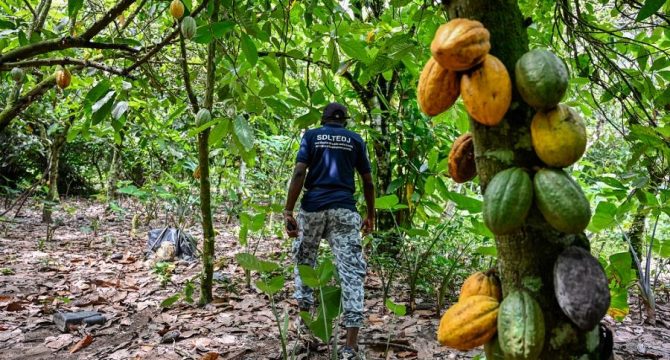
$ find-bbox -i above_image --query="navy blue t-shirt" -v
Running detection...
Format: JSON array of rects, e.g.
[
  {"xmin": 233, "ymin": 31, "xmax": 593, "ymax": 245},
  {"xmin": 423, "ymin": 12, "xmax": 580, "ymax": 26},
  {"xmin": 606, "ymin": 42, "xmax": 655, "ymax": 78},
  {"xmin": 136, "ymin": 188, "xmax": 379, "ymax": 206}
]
[{"xmin": 296, "ymin": 123, "xmax": 371, "ymax": 212}]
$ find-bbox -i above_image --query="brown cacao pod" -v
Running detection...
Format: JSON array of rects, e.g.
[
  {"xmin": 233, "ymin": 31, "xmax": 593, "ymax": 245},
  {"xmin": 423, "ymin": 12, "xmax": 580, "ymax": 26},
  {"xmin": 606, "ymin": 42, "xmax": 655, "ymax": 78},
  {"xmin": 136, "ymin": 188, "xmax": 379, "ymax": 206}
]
[
  {"xmin": 55, "ymin": 67, "xmax": 71, "ymax": 89},
  {"xmin": 437, "ymin": 295, "xmax": 499, "ymax": 350},
  {"xmin": 447, "ymin": 133, "xmax": 476, "ymax": 183},
  {"xmin": 554, "ymin": 246, "xmax": 610, "ymax": 330},
  {"xmin": 431, "ymin": 18, "xmax": 491, "ymax": 71},
  {"xmin": 459, "ymin": 270, "xmax": 502, "ymax": 302},
  {"xmin": 193, "ymin": 165, "xmax": 201, "ymax": 180},
  {"xmin": 170, "ymin": 0, "xmax": 185, "ymax": 19},
  {"xmin": 417, "ymin": 57, "xmax": 460, "ymax": 116},
  {"xmin": 461, "ymin": 54, "xmax": 512, "ymax": 126}
]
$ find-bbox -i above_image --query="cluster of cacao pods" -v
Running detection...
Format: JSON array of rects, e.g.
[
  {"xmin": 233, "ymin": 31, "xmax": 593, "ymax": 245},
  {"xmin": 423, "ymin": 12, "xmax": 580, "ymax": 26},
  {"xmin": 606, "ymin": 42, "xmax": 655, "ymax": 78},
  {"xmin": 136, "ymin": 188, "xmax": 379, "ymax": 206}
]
[{"xmin": 169, "ymin": 0, "xmax": 197, "ymax": 40}]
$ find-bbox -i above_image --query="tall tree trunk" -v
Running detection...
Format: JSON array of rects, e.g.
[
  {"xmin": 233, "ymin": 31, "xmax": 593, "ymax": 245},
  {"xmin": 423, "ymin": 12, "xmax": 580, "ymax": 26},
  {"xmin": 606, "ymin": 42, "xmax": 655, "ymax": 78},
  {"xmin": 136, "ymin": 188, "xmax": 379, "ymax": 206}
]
[
  {"xmin": 42, "ymin": 117, "xmax": 73, "ymax": 223},
  {"xmin": 198, "ymin": 0, "xmax": 219, "ymax": 305},
  {"xmin": 106, "ymin": 141, "xmax": 123, "ymax": 200},
  {"xmin": 446, "ymin": 1, "xmax": 602, "ymax": 357}
]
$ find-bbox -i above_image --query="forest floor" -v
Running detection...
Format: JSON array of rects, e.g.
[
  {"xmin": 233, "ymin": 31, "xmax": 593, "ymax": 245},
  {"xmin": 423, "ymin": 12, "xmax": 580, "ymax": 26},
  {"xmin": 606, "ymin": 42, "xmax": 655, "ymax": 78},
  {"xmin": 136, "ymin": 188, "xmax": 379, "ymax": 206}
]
[{"xmin": 0, "ymin": 198, "xmax": 669, "ymax": 360}]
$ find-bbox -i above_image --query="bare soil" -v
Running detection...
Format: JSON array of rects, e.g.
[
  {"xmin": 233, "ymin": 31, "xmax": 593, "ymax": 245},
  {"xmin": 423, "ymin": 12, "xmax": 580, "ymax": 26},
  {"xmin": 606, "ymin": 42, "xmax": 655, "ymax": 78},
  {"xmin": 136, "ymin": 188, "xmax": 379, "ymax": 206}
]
[{"xmin": 0, "ymin": 198, "xmax": 668, "ymax": 359}]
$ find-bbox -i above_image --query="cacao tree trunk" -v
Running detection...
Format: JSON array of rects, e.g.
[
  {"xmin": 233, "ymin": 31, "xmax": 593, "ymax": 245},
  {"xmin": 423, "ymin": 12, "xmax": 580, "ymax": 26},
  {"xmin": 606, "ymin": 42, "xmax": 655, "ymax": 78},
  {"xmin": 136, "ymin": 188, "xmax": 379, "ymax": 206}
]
[
  {"xmin": 198, "ymin": 0, "xmax": 219, "ymax": 305},
  {"xmin": 42, "ymin": 117, "xmax": 73, "ymax": 223},
  {"xmin": 106, "ymin": 141, "xmax": 123, "ymax": 200},
  {"xmin": 445, "ymin": 1, "xmax": 602, "ymax": 358}
]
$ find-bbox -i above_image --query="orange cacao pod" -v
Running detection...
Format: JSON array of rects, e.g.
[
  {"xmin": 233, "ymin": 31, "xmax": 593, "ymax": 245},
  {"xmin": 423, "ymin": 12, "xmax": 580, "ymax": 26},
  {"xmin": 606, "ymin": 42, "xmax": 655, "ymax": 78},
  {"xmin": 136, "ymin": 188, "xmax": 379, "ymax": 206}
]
[
  {"xmin": 461, "ymin": 54, "xmax": 511, "ymax": 126},
  {"xmin": 459, "ymin": 270, "xmax": 502, "ymax": 302},
  {"xmin": 437, "ymin": 295, "xmax": 499, "ymax": 350},
  {"xmin": 417, "ymin": 57, "xmax": 460, "ymax": 116},
  {"xmin": 431, "ymin": 18, "xmax": 491, "ymax": 71},
  {"xmin": 55, "ymin": 67, "xmax": 71, "ymax": 89}
]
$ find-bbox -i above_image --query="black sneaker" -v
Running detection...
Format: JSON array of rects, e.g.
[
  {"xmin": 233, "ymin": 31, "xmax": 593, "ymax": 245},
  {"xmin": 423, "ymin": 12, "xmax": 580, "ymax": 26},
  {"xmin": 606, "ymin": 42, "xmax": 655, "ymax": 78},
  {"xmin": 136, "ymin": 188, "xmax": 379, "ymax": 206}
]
[{"xmin": 339, "ymin": 346, "xmax": 365, "ymax": 360}]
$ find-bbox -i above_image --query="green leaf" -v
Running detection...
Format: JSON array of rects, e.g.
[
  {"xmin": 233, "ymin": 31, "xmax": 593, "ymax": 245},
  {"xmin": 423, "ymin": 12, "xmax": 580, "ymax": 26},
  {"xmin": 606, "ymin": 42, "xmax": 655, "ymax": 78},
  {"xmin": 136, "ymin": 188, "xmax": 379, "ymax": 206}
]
[
  {"xmin": 385, "ymin": 298, "xmax": 406, "ymax": 316},
  {"xmin": 241, "ymin": 33, "xmax": 258, "ymax": 66},
  {"xmin": 587, "ymin": 202, "xmax": 617, "ymax": 233},
  {"xmin": 83, "ymin": 80, "xmax": 111, "ymax": 113},
  {"xmin": 160, "ymin": 294, "xmax": 180, "ymax": 308},
  {"xmin": 297, "ymin": 265, "xmax": 319, "ymax": 288},
  {"xmin": 235, "ymin": 252, "xmax": 279, "ymax": 273},
  {"xmin": 375, "ymin": 194, "xmax": 399, "ymax": 210},
  {"xmin": 233, "ymin": 116, "xmax": 254, "ymax": 150},
  {"xmin": 111, "ymin": 101, "xmax": 128, "ymax": 120},
  {"xmin": 317, "ymin": 259, "xmax": 335, "ymax": 286},
  {"xmin": 91, "ymin": 91, "xmax": 116, "ymax": 125},
  {"xmin": 256, "ymin": 275, "xmax": 285, "ymax": 295},
  {"xmin": 327, "ymin": 38, "xmax": 339, "ymax": 73},
  {"xmin": 68, "ymin": 0, "xmax": 83, "ymax": 18},
  {"xmin": 475, "ymin": 245, "xmax": 498, "ymax": 257},
  {"xmin": 338, "ymin": 37, "xmax": 368, "ymax": 62},
  {"xmin": 445, "ymin": 191, "xmax": 482, "ymax": 213},
  {"xmin": 636, "ymin": 0, "xmax": 666, "ymax": 21}
]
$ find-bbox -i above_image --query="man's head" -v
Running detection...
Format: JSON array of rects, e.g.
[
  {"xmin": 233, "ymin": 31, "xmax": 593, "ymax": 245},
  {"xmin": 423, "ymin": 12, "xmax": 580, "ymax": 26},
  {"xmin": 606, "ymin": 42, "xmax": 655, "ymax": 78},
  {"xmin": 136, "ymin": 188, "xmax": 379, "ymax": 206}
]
[{"xmin": 322, "ymin": 102, "xmax": 349, "ymax": 124}]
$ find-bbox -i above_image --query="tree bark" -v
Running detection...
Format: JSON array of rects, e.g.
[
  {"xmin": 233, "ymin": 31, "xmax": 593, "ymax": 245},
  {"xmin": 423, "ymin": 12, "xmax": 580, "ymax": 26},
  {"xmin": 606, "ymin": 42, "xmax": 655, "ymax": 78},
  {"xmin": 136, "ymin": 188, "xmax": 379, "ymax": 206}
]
[
  {"xmin": 106, "ymin": 141, "xmax": 123, "ymax": 200},
  {"xmin": 198, "ymin": 0, "xmax": 219, "ymax": 305},
  {"xmin": 42, "ymin": 116, "xmax": 73, "ymax": 223},
  {"xmin": 446, "ymin": 1, "xmax": 601, "ymax": 358}
]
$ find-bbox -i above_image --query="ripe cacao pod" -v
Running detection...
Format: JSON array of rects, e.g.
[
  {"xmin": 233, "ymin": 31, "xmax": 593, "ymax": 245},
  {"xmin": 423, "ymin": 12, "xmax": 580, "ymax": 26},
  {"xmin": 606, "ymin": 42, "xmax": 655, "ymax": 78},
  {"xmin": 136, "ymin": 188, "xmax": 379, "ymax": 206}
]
[
  {"xmin": 11, "ymin": 67, "xmax": 25, "ymax": 83},
  {"xmin": 431, "ymin": 18, "xmax": 490, "ymax": 71},
  {"xmin": 448, "ymin": 133, "xmax": 476, "ymax": 183},
  {"xmin": 483, "ymin": 167, "xmax": 533, "ymax": 235},
  {"xmin": 193, "ymin": 165, "xmax": 201, "ymax": 180},
  {"xmin": 484, "ymin": 336, "xmax": 506, "ymax": 360},
  {"xmin": 181, "ymin": 16, "xmax": 197, "ymax": 40},
  {"xmin": 55, "ymin": 67, "xmax": 71, "ymax": 89},
  {"xmin": 417, "ymin": 57, "xmax": 460, "ymax": 116},
  {"xmin": 461, "ymin": 54, "xmax": 512, "ymax": 126},
  {"xmin": 533, "ymin": 168, "xmax": 591, "ymax": 234},
  {"xmin": 554, "ymin": 246, "xmax": 610, "ymax": 330},
  {"xmin": 170, "ymin": 0, "xmax": 185, "ymax": 19},
  {"xmin": 515, "ymin": 49, "xmax": 569, "ymax": 110},
  {"xmin": 459, "ymin": 270, "xmax": 502, "ymax": 302},
  {"xmin": 437, "ymin": 295, "xmax": 499, "ymax": 350},
  {"xmin": 196, "ymin": 108, "xmax": 211, "ymax": 126},
  {"xmin": 497, "ymin": 291, "xmax": 545, "ymax": 360},
  {"xmin": 531, "ymin": 104, "xmax": 586, "ymax": 168}
]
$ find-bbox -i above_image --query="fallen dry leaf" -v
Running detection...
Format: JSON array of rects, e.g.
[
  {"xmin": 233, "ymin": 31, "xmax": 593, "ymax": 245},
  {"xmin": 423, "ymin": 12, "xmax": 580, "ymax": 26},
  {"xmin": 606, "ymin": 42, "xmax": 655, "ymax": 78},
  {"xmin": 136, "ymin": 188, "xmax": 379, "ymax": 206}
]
[
  {"xmin": 5, "ymin": 302, "xmax": 26, "ymax": 311},
  {"xmin": 69, "ymin": 334, "xmax": 93, "ymax": 354},
  {"xmin": 201, "ymin": 352, "xmax": 219, "ymax": 360}
]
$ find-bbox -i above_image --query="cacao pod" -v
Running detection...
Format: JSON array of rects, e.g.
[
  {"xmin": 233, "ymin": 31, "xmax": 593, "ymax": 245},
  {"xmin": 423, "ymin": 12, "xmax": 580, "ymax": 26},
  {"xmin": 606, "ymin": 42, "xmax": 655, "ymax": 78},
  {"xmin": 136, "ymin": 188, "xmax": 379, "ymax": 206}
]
[
  {"xmin": 554, "ymin": 246, "xmax": 610, "ymax": 330},
  {"xmin": 515, "ymin": 49, "xmax": 569, "ymax": 110},
  {"xmin": 533, "ymin": 168, "xmax": 591, "ymax": 234},
  {"xmin": 170, "ymin": 0, "xmax": 185, "ymax": 19},
  {"xmin": 497, "ymin": 291, "xmax": 545, "ymax": 360},
  {"xmin": 461, "ymin": 54, "xmax": 512, "ymax": 126},
  {"xmin": 459, "ymin": 270, "xmax": 502, "ymax": 302},
  {"xmin": 483, "ymin": 167, "xmax": 533, "ymax": 235},
  {"xmin": 196, "ymin": 108, "xmax": 212, "ymax": 126},
  {"xmin": 431, "ymin": 18, "xmax": 490, "ymax": 71},
  {"xmin": 181, "ymin": 16, "xmax": 197, "ymax": 40},
  {"xmin": 447, "ymin": 133, "xmax": 476, "ymax": 183},
  {"xmin": 193, "ymin": 165, "xmax": 201, "ymax": 180},
  {"xmin": 55, "ymin": 67, "xmax": 71, "ymax": 89},
  {"xmin": 437, "ymin": 295, "xmax": 499, "ymax": 350},
  {"xmin": 531, "ymin": 104, "xmax": 586, "ymax": 168},
  {"xmin": 11, "ymin": 67, "xmax": 25, "ymax": 83},
  {"xmin": 417, "ymin": 57, "xmax": 460, "ymax": 116},
  {"xmin": 484, "ymin": 336, "xmax": 506, "ymax": 360}
]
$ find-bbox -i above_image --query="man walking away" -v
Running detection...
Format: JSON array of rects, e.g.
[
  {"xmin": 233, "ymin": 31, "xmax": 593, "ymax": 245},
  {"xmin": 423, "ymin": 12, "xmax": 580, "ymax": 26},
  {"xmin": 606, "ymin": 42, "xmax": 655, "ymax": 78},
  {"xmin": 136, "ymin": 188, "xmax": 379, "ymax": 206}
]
[{"xmin": 284, "ymin": 102, "xmax": 375, "ymax": 360}]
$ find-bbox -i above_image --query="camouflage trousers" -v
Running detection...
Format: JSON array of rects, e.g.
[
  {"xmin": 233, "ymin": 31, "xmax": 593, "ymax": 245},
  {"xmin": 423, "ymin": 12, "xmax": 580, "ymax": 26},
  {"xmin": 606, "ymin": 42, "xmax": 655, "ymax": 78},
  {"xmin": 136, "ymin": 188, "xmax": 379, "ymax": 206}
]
[{"xmin": 292, "ymin": 208, "xmax": 367, "ymax": 328}]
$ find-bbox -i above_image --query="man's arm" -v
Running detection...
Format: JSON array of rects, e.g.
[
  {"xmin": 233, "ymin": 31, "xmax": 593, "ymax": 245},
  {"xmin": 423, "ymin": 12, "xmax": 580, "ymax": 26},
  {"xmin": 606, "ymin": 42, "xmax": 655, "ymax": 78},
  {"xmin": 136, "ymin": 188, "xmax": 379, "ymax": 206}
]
[
  {"xmin": 284, "ymin": 162, "xmax": 308, "ymax": 237},
  {"xmin": 361, "ymin": 172, "xmax": 375, "ymax": 235}
]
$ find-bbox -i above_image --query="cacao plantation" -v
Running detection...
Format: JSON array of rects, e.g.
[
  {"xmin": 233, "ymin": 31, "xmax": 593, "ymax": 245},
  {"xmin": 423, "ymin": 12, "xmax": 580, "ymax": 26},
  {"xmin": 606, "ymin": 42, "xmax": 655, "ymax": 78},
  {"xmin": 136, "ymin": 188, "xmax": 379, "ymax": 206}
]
[{"xmin": 0, "ymin": 0, "xmax": 667, "ymax": 359}]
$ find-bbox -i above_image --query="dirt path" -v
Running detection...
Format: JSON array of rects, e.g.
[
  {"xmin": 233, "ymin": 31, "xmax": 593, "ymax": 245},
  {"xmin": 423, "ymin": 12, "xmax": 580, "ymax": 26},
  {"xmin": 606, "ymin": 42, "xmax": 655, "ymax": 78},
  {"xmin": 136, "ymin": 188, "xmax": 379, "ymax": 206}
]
[{"xmin": 0, "ymin": 199, "xmax": 668, "ymax": 359}]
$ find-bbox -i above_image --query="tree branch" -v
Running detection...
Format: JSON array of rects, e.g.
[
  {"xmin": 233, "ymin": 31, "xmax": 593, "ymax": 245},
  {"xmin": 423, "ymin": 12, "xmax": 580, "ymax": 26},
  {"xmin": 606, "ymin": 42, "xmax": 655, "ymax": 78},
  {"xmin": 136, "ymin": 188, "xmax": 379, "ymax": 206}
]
[
  {"xmin": 179, "ymin": 33, "xmax": 199, "ymax": 114},
  {"xmin": 23, "ymin": 0, "xmax": 36, "ymax": 17},
  {"xmin": 120, "ymin": 0, "xmax": 149, "ymax": 33},
  {"xmin": 1, "ymin": 58, "xmax": 135, "ymax": 79},
  {"xmin": 81, "ymin": 0, "xmax": 137, "ymax": 40}
]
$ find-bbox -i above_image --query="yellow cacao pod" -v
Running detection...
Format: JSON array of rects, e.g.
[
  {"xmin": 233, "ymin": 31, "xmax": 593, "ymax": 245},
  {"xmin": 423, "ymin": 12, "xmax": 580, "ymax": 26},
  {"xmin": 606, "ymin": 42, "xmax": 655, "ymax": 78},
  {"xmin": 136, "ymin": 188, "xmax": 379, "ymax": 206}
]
[
  {"xmin": 531, "ymin": 104, "xmax": 587, "ymax": 168},
  {"xmin": 431, "ymin": 18, "xmax": 491, "ymax": 71},
  {"xmin": 170, "ymin": 0, "xmax": 185, "ymax": 19},
  {"xmin": 437, "ymin": 295, "xmax": 499, "ymax": 350},
  {"xmin": 461, "ymin": 54, "xmax": 511, "ymax": 126},
  {"xmin": 459, "ymin": 270, "xmax": 502, "ymax": 302},
  {"xmin": 417, "ymin": 57, "xmax": 460, "ymax": 116}
]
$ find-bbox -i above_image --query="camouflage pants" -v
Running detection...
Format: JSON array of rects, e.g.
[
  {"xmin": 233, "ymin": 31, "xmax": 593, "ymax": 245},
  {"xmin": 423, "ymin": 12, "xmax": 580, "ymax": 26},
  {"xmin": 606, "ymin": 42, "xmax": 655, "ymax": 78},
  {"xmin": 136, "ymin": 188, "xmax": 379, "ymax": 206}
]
[{"xmin": 292, "ymin": 208, "xmax": 367, "ymax": 328}]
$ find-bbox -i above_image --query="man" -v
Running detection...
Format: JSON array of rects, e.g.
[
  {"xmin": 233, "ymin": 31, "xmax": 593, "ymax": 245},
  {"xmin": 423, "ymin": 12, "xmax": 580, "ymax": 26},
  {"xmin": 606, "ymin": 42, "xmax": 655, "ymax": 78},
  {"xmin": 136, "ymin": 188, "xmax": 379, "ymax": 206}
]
[{"xmin": 284, "ymin": 102, "xmax": 375, "ymax": 360}]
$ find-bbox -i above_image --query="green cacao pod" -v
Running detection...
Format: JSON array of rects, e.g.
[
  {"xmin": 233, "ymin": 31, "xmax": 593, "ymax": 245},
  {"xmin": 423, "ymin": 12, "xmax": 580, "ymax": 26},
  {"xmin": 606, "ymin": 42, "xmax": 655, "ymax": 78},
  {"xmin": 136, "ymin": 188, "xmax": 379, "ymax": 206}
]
[
  {"xmin": 181, "ymin": 16, "xmax": 197, "ymax": 40},
  {"xmin": 497, "ymin": 291, "xmax": 545, "ymax": 360},
  {"xmin": 195, "ymin": 109, "xmax": 211, "ymax": 126},
  {"xmin": 531, "ymin": 104, "xmax": 587, "ymax": 168},
  {"xmin": 533, "ymin": 168, "xmax": 591, "ymax": 234},
  {"xmin": 11, "ymin": 67, "xmax": 25, "ymax": 83},
  {"xmin": 554, "ymin": 246, "xmax": 610, "ymax": 330},
  {"xmin": 515, "ymin": 49, "xmax": 569, "ymax": 110},
  {"xmin": 483, "ymin": 167, "xmax": 533, "ymax": 235},
  {"xmin": 484, "ymin": 336, "xmax": 506, "ymax": 360}
]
